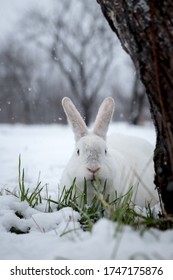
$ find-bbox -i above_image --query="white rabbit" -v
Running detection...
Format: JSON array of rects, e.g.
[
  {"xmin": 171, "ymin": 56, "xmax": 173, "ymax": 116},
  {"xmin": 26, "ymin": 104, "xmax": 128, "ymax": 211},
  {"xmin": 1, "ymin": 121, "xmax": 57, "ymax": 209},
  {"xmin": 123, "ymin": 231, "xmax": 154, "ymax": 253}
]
[{"xmin": 60, "ymin": 96, "xmax": 158, "ymax": 207}]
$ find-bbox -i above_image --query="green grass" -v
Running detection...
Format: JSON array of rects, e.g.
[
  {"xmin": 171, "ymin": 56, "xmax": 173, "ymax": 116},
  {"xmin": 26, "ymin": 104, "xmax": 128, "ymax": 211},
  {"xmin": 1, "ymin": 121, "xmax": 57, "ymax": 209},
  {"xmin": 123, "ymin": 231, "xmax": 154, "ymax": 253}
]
[
  {"xmin": 48, "ymin": 178, "xmax": 173, "ymax": 232},
  {"xmin": 2, "ymin": 156, "xmax": 173, "ymax": 234},
  {"xmin": 18, "ymin": 155, "xmax": 44, "ymax": 207},
  {"xmin": 5, "ymin": 155, "xmax": 44, "ymax": 208}
]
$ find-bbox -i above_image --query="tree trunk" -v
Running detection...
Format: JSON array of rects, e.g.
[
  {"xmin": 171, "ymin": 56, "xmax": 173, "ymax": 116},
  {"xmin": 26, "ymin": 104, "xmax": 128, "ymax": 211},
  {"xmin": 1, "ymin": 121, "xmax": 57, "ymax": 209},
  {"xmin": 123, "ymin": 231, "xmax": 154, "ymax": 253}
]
[{"xmin": 97, "ymin": 0, "xmax": 173, "ymax": 214}]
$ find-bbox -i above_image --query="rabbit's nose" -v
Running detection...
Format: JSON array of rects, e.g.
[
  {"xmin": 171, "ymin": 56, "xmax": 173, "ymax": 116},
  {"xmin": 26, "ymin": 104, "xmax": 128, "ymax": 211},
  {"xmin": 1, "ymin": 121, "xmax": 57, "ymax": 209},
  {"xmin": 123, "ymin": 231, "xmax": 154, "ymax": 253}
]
[{"xmin": 87, "ymin": 167, "xmax": 100, "ymax": 174}]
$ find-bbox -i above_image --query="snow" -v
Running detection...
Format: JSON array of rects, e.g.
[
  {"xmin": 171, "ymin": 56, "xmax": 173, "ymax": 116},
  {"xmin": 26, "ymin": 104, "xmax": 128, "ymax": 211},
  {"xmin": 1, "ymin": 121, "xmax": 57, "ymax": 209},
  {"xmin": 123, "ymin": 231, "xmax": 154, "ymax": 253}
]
[{"xmin": 0, "ymin": 123, "xmax": 173, "ymax": 260}]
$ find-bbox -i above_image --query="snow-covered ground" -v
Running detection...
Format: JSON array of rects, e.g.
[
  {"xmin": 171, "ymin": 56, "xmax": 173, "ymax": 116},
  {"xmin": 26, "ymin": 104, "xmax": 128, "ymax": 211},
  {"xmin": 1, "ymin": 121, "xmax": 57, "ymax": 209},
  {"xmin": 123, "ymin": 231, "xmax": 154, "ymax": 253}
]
[{"xmin": 0, "ymin": 123, "xmax": 173, "ymax": 260}]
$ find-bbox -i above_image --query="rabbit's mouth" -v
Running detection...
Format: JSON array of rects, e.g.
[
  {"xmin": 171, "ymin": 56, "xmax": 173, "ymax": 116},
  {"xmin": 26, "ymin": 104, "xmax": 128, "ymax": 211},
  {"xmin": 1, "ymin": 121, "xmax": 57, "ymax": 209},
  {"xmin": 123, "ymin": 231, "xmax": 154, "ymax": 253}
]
[
  {"xmin": 91, "ymin": 177, "xmax": 96, "ymax": 183},
  {"xmin": 88, "ymin": 176, "xmax": 102, "ymax": 185},
  {"xmin": 88, "ymin": 174, "xmax": 97, "ymax": 182}
]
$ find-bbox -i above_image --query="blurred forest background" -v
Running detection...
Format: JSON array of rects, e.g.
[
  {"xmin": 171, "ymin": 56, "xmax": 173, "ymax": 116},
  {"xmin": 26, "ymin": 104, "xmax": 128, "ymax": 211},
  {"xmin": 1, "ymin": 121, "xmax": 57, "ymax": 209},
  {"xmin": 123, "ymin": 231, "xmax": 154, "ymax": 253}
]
[{"xmin": 0, "ymin": 0, "xmax": 151, "ymax": 125}]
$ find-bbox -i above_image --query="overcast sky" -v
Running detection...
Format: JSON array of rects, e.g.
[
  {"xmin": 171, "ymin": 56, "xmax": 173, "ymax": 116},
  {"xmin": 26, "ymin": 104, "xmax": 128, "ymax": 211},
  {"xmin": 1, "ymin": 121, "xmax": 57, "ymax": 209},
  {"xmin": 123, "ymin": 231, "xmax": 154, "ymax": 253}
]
[{"xmin": 0, "ymin": 0, "xmax": 49, "ymax": 43}]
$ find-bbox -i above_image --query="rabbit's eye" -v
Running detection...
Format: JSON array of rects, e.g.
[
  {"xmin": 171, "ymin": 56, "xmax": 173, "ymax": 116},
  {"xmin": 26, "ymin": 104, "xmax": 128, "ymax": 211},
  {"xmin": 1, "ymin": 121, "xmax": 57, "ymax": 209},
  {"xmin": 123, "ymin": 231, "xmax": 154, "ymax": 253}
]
[
  {"xmin": 77, "ymin": 149, "xmax": 80, "ymax": 156},
  {"xmin": 105, "ymin": 149, "xmax": 107, "ymax": 155}
]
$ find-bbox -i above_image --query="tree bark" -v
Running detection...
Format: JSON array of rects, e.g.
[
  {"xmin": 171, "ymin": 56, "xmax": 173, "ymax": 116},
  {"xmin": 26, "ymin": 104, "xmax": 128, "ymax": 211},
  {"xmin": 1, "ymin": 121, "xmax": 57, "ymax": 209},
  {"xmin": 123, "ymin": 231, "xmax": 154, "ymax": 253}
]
[{"xmin": 97, "ymin": 0, "xmax": 173, "ymax": 214}]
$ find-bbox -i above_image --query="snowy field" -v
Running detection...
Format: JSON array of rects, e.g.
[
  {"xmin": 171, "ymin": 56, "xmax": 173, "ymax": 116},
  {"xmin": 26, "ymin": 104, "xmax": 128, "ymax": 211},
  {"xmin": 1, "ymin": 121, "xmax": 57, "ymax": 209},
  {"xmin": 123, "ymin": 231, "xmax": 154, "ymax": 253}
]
[{"xmin": 0, "ymin": 122, "xmax": 173, "ymax": 260}]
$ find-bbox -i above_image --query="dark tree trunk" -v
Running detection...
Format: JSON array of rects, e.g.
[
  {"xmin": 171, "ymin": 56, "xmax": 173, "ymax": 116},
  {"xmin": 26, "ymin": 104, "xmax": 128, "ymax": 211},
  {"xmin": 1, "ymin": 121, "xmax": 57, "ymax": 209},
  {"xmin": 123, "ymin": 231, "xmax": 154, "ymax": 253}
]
[{"xmin": 97, "ymin": 0, "xmax": 173, "ymax": 214}]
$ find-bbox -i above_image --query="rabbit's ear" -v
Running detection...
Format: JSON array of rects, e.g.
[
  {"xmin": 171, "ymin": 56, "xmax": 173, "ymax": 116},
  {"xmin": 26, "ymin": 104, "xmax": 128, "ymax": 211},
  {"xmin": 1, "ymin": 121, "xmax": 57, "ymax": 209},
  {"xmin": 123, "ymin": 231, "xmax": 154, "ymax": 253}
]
[
  {"xmin": 93, "ymin": 97, "xmax": 115, "ymax": 140},
  {"xmin": 62, "ymin": 97, "xmax": 88, "ymax": 142}
]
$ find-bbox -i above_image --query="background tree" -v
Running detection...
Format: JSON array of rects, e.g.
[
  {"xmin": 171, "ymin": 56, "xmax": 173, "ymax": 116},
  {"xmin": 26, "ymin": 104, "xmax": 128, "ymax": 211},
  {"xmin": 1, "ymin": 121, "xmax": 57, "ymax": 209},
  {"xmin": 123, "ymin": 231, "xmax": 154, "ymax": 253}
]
[
  {"xmin": 0, "ymin": 39, "xmax": 66, "ymax": 124},
  {"xmin": 129, "ymin": 76, "xmax": 147, "ymax": 125},
  {"xmin": 97, "ymin": 0, "xmax": 173, "ymax": 214},
  {"xmin": 22, "ymin": 0, "xmax": 116, "ymax": 125},
  {"xmin": 0, "ymin": 41, "xmax": 35, "ymax": 123},
  {"xmin": 0, "ymin": 0, "xmax": 151, "ymax": 125}
]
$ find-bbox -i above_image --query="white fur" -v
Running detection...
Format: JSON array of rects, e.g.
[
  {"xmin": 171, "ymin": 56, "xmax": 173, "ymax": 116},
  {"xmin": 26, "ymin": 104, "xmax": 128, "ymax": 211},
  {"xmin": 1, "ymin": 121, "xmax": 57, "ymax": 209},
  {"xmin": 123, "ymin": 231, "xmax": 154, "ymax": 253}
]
[{"xmin": 60, "ymin": 97, "xmax": 158, "ymax": 207}]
